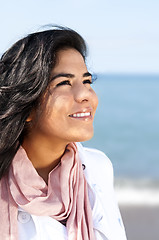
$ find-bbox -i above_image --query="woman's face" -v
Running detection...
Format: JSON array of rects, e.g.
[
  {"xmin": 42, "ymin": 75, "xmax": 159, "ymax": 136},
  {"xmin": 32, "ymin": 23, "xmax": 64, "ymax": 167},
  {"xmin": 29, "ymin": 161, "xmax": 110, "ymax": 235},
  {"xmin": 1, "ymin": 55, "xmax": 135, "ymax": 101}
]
[{"xmin": 31, "ymin": 48, "xmax": 98, "ymax": 145}]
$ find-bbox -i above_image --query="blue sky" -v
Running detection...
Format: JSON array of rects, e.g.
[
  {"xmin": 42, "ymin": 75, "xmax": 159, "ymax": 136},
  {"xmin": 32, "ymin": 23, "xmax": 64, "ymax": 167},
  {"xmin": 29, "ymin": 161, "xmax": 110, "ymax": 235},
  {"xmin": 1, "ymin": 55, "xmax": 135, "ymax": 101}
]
[{"xmin": 0, "ymin": 0, "xmax": 159, "ymax": 74}]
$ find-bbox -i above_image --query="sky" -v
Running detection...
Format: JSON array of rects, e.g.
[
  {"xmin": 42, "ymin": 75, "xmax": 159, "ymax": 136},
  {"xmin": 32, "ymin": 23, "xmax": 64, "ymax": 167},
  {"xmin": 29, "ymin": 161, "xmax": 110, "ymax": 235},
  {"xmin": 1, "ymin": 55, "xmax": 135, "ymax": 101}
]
[{"xmin": 0, "ymin": 0, "xmax": 159, "ymax": 74}]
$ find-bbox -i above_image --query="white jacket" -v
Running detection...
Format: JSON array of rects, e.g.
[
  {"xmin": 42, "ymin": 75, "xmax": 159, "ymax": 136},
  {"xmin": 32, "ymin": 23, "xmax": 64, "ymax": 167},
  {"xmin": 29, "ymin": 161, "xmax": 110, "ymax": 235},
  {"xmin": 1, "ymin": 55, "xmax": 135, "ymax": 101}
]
[{"xmin": 18, "ymin": 143, "xmax": 127, "ymax": 240}]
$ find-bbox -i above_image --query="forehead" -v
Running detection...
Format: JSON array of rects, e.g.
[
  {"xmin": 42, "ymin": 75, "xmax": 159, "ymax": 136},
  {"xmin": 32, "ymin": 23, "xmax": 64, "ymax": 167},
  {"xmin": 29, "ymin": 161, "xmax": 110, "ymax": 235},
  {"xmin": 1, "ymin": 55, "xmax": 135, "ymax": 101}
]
[{"xmin": 53, "ymin": 48, "xmax": 87, "ymax": 73}]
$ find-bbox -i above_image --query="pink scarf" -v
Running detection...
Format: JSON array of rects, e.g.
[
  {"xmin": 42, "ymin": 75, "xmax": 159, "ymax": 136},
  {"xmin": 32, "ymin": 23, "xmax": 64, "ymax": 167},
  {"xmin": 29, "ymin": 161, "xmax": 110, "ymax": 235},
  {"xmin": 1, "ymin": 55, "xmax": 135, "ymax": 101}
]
[{"xmin": 0, "ymin": 143, "xmax": 95, "ymax": 240}]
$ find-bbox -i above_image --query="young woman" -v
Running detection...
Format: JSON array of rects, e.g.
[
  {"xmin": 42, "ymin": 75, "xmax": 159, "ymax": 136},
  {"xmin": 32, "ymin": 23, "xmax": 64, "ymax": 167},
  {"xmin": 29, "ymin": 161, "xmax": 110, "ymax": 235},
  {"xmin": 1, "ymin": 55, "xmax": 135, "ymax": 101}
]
[{"xmin": 0, "ymin": 26, "xmax": 127, "ymax": 240}]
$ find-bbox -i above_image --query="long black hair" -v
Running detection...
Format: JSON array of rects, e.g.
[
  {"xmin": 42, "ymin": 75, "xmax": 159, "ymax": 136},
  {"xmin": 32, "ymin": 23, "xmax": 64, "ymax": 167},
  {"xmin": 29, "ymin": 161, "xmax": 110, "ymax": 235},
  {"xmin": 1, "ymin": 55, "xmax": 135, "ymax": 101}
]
[{"xmin": 0, "ymin": 26, "xmax": 87, "ymax": 179}]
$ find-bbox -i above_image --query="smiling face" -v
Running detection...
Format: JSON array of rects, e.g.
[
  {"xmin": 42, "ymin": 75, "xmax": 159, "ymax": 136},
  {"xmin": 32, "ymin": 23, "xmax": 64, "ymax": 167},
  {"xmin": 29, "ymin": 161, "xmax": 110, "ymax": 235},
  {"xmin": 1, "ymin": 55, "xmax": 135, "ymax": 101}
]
[{"xmin": 29, "ymin": 48, "xmax": 98, "ymax": 146}]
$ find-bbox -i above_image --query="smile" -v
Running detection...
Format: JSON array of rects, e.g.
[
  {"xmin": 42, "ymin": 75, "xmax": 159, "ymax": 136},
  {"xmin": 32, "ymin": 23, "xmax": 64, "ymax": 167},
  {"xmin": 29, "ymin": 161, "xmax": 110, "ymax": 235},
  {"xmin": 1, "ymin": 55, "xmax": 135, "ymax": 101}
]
[{"xmin": 69, "ymin": 112, "xmax": 92, "ymax": 118}]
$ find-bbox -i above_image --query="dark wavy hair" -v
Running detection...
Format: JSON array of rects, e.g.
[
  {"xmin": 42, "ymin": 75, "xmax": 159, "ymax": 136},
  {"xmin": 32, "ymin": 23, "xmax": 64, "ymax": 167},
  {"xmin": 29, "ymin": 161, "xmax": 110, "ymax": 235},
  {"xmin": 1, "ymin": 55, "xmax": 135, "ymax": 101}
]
[{"xmin": 0, "ymin": 26, "xmax": 87, "ymax": 179}]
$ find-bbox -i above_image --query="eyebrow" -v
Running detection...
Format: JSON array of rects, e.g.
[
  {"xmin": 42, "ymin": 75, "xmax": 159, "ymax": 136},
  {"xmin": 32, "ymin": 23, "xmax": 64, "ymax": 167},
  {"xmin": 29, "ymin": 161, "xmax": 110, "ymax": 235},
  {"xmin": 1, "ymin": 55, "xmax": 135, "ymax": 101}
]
[{"xmin": 51, "ymin": 72, "xmax": 92, "ymax": 81}]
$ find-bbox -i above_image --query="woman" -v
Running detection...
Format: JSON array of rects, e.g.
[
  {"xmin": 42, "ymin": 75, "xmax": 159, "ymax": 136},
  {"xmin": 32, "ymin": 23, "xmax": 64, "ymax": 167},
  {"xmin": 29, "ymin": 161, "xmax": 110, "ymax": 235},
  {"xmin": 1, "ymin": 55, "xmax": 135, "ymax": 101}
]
[{"xmin": 0, "ymin": 26, "xmax": 127, "ymax": 240}]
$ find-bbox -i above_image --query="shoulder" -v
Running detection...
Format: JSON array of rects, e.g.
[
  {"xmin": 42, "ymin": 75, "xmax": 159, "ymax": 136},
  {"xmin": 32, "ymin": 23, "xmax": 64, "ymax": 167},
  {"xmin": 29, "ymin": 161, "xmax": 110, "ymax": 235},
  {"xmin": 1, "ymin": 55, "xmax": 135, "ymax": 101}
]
[
  {"xmin": 76, "ymin": 142, "xmax": 113, "ymax": 169},
  {"xmin": 76, "ymin": 142, "xmax": 114, "ymax": 185}
]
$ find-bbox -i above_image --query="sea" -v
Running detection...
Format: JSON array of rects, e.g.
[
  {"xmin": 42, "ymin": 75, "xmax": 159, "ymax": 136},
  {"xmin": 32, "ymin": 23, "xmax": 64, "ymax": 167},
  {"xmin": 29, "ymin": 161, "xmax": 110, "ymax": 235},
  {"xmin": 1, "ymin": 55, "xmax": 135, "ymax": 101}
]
[{"xmin": 83, "ymin": 73, "xmax": 159, "ymax": 205}]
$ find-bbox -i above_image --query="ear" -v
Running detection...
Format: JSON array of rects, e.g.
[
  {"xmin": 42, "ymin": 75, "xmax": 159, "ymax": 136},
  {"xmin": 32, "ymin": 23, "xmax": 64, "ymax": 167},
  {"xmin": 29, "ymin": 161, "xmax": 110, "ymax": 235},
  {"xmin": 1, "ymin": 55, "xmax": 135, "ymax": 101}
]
[
  {"xmin": 26, "ymin": 116, "xmax": 32, "ymax": 122},
  {"xmin": 26, "ymin": 110, "xmax": 35, "ymax": 122}
]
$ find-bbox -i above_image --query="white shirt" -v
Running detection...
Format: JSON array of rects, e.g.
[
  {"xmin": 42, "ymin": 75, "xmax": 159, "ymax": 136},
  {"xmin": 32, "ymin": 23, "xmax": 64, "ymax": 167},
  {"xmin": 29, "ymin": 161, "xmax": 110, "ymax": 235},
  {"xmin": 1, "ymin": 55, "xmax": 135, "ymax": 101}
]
[{"xmin": 18, "ymin": 143, "xmax": 127, "ymax": 240}]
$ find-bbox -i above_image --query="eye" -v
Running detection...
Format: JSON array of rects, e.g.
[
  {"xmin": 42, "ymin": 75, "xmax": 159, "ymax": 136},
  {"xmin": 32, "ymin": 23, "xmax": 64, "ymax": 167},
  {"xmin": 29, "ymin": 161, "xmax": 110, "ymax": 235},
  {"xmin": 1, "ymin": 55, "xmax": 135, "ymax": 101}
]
[
  {"xmin": 83, "ymin": 79, "xmax": 93, "ymax": 84},
  {"xmin": 56, "ymin": 80, "xmax": 71, "ymax": 87},
  {"xmin": 83, "ymin": 74, "xmax": 97, "ymax": 85}
]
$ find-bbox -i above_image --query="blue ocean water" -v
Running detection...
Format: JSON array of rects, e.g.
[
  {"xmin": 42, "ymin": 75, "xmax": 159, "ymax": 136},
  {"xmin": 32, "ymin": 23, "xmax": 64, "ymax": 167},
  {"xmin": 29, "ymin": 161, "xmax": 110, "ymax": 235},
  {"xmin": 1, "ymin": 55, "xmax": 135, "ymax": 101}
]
[
  {"xmin": 83, "ymin": 74, "xmax": 159, "ymax": 204},
  {"xmin": 83, "ymin": 74, "xmax": 159, "ymax": 180}
]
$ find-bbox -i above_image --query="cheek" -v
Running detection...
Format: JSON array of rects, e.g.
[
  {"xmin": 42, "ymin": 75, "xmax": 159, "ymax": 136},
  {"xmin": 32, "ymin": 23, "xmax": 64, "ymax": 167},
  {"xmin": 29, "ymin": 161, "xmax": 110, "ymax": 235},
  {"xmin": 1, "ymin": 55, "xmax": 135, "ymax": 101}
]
[{"xmin": 45, "ymin": 94, "xmax": 72, "ymax": 118}]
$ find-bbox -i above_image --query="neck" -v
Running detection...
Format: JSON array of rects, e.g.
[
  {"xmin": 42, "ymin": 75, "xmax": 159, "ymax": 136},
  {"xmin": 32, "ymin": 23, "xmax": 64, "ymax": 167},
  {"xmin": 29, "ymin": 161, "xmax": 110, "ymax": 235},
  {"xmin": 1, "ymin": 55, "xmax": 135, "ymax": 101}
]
[{"xmin": 22, "ymin": 136, "xmax": 69, "ymax": 184}]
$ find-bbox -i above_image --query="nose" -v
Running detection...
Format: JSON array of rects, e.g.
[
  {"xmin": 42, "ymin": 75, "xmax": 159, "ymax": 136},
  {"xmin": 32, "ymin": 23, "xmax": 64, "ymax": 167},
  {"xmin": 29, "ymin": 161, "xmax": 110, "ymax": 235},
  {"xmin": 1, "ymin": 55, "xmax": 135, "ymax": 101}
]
[{"xmin": 73, "ymin": 82, "xmax": 92, "ymax": 103}]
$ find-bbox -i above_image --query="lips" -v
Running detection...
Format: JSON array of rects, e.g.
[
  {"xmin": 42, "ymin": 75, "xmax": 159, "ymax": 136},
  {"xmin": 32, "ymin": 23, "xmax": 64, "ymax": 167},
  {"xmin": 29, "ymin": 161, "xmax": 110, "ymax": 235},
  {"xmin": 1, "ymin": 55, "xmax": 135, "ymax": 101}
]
[{"xmin": 69, "ymin": 108, "xmax": 93, "ymax": 119}]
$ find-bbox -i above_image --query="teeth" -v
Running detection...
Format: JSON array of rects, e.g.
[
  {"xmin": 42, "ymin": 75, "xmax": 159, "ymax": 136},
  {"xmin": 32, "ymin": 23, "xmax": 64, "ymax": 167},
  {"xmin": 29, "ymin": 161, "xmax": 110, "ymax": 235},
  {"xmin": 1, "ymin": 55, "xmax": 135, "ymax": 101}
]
[{"xmin": 72, "ymin": 112, "xmax": 91, "ymax": 118}]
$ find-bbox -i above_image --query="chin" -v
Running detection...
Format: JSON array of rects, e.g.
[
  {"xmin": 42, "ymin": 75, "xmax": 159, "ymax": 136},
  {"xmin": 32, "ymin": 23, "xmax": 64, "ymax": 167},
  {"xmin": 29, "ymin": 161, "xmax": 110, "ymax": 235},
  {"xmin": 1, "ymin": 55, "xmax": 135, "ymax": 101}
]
[{"xmin": 73, "ymin": 131, "xmax": 94, "ymax": 143}]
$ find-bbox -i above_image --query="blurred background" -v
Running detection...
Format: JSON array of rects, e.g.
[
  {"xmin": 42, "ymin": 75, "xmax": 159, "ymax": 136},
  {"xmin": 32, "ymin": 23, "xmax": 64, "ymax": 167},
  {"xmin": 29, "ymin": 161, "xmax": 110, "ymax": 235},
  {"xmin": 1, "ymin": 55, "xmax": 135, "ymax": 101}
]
[{"xmin": 1, "ymin": 0, "xmax": 159, "ymax": 239}]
